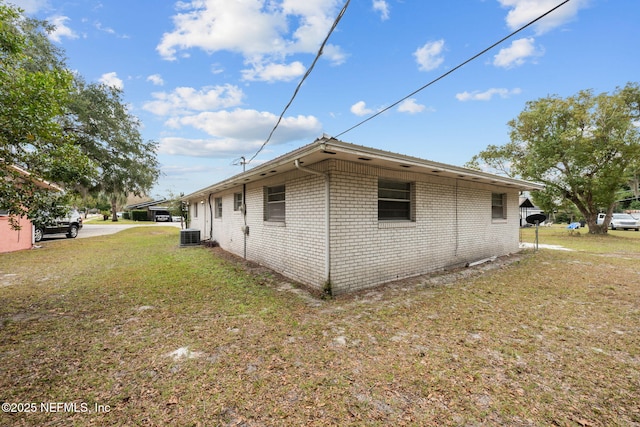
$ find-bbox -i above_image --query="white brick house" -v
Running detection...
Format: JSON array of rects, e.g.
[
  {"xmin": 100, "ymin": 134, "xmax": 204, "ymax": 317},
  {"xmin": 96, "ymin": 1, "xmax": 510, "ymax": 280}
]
[{"xmin": 182, "ymin": 137, "xmax": 543, "ymax": 295}]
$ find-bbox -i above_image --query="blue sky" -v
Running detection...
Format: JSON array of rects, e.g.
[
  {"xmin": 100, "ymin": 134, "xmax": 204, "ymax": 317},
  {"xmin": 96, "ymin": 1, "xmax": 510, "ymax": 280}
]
[{"xmin": 21, "ymin": 0, "xmax": 639, "ymax": 197}]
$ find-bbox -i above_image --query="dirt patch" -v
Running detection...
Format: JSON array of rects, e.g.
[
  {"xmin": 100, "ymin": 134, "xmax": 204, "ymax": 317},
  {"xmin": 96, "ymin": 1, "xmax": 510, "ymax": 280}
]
[{"xmin": 207, "ymin": 246, "xmax": 528, "ymax": 303}]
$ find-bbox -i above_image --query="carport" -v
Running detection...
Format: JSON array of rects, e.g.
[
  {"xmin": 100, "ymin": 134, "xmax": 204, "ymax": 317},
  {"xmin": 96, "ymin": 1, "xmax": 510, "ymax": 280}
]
[{"xmin": 124, "ymin": 199, "xmax": 170, "ymax": 221}]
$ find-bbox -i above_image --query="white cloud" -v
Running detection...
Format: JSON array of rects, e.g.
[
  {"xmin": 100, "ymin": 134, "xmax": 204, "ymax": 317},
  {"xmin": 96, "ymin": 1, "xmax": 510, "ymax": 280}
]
[
  {"xmin": 156, "ymin": 0, "xmax": 347, "ymax": 80},
  {"xmin": 94, "ymin": 21, "xmax": 115, "ymax": 35},
  {"xmin": 147, "ymin": 74, "xmax": 165, "ymax": 86},
  {"xmin": 99, "ymin": 72, "xmax": 123, "ymax": 90},
  {"xmin": 157, "ymin": 0, "xmax": 341, "ymax": 59},
  {"xmin": 158, "ymin": 108, "xmax": 322, "ymax": 157},
  {"xmin": 157, "ymin": 1, "xmax": 282, "ymax": 60},
  {"xmin": 321, "ymin": 44, "xmax": 348, "ymax": 66},
  {"xmin": 414, "ymin": 39, "xmax": 445, "ymax": 72},
  {"xmin": 498, "ymin": 0, "xmax": 588, "ymax": 34},
  {"xmin": 492, "ymin": 37, "xmax": 542, "ymax": 68},
  {"xmin": 168, "ymin": 109, "xmax": 320, "ymax": 140},
  {"xmin": 162, "ymin": 164, "xmax": 210, "ymax": 176},
  {"xmin": 397, "ymin": 98, "xmax": 426, "ymax": 114},
  {"xmin": 93, "ymin": 21, "xmax": 130, "ymax": 39},
  {"xmin": 372, "ymin": 0, "xmax": 390, "ymax": 21},
  {"xmin": 211, "ymin": 63, "xmax": 224, "ymax": 74},
  {"xmin": 350, "ymin": 101, "xmax": 373, "ymax": 117},
  {"xmin": 143, "ymin": 85, "xmax": 244, "ymax": 116},
  {"xmin": 456, "ymin": 87, "xmax": 522, "ymax": 101},
  {"xmin": 159, "ymin": 137, "xmax": 255, "ymax": 158},
  {"xmin": 47, "ymin": 16, "xmax": 78, "ymax": 43},
  {"xmin": 241, "ymin": 61, "xmax": 306, "ymax": 82},
  {"xmin": 18, "ymin": 0, "xmax": 50, "ymax": 14}
]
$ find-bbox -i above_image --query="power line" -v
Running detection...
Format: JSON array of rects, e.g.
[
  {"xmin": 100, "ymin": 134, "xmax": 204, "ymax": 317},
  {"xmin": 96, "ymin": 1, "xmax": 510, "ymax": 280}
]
[
  {"xmin": 334, "ymin": 0, "xmax": 571, "ymax": 138},
  {"xmin": 246, "ymin": 0, "xmax": 351, "ymax": 164}
]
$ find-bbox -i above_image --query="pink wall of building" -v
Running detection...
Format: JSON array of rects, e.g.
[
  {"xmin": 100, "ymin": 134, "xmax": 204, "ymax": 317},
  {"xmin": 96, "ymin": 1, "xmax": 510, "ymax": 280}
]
[{"xmin": 0, "ymin": 215, "xmax": 34, "ymax": 253}]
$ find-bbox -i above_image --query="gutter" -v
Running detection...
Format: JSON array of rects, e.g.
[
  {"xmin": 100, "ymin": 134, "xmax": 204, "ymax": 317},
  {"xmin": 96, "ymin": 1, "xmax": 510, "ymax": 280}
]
[{"xmin": 294, "ymin": 159, "xmax": 331, "ymax": 291}]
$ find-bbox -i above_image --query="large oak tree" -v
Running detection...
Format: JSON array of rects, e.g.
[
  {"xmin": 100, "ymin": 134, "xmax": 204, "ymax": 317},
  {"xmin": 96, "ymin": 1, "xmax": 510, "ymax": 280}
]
[
  {"xmin": 467, "ymin": 84, "xmax": 640, "ymax": 234},
  {"xmin": 1, "ymin": 2, "xmax": 159, "ymax": 226},
  {"xmin": 63, "ymin": 79, "xmax": 160, "ymax": 221},
  {"xmin": 0, "ymin": 3, "xmax": 91, "ymax": 227}
]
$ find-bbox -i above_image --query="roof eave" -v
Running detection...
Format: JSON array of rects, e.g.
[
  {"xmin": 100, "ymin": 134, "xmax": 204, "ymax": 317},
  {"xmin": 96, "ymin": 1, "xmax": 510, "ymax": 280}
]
[
  {"xmin": 181, "ymin": 137, "xmax": 545, "ymax": 199},
  {"xmin": 321, "ymin": 139, "xmax": 545, "ymax": 191}
]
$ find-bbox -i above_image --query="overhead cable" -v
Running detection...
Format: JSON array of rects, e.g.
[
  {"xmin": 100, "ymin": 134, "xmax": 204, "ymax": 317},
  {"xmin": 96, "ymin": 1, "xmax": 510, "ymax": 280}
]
[
  {"xmin": 246, "ymin": 0, "xmax": 351, "ymax": 164},
  {"xmin": 334, "ymin": 0, "xmax": 571, "ymax": 138}
]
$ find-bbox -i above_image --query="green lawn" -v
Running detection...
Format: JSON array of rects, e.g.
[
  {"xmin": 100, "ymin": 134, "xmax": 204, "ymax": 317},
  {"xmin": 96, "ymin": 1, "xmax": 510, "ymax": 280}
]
[
  {"xmin": 1, "ymin": 227, "xmax": 639, "ymax": 426},
  {"xmin": 82, "ymin": 216, "xmax": 143, "ymax": 225}
]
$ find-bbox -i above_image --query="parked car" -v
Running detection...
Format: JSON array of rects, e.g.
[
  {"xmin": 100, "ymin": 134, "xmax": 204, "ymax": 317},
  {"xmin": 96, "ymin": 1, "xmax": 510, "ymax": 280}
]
[
  {"xmin": 34, "ymin": 208, "xmax": 83, "ymax": 242},
  {"xmin": 596, "ymin": 213, "xmax": 640, "ymax": 231},
  {"xmin": 154, "ymin": 210, "xmax": 172, "ymax": 222}
]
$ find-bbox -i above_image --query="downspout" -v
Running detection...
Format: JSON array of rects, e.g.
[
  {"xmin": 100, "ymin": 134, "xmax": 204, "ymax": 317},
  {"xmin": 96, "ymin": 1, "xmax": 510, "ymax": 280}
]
[
  {"xmin": 243, "ymin": 183, "xmax": 247, "ymax": 259},
  {"xmin": 455, "ymin": 179, "xmax": 459, "ymax": 258},
  {"xmin": 208, "ymin": 193, "xmax": 213, "ymax": 241},
  {"xmin": 241, "ymin": 157, "xmax": 247, "ymax": 259},
  {"xmin": 294, "ymin": 159, "xmax": 331, "ymax": 294}
]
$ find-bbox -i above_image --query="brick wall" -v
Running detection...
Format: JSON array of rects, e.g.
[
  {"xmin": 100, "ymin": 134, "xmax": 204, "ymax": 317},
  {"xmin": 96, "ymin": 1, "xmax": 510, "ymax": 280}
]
[
  {"xmin": 328, "ymin": 159, "xmax": 520, "ymax": 294},
  {"xmin": 198, "ymin": 166, "xmax": 329, "ymax": 290},
  {"xmin": 188, "ymin": 159, "xmax": 521, "ymax": 295}
]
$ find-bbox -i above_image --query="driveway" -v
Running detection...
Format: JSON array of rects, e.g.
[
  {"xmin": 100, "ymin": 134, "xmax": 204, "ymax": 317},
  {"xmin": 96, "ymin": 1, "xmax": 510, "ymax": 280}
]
[
  {"xmin": 79, "ymin": 222, "xmax": 181, "ymax": 238},
  {"xmin": 37, "ymin": 222, "xmax": 182, "ymax": 241}
]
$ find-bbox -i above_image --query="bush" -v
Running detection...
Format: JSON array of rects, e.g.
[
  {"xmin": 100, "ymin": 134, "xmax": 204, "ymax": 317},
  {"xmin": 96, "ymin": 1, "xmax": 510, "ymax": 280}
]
[
  {"xmin": 122, "ymin": 212, "xmax": 130, "ymax": 220},
  {"xmin": 131, "ymin": 210, "xmax": 149, "ymax": 221}
]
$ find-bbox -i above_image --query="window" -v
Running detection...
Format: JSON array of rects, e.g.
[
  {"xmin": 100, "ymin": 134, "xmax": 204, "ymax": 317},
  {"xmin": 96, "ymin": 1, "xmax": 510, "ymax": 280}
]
[
  {"xmin": 193, "ymin": 203, "xmax": 198, "ymax": 219},
  {"xmin": 234, "ymin": 193, "xmax": 243, "ymax": 211},
  {"xmin": 378, "ymin": 179, "xmax": 412, "ymax": 221},
  {"xmin": 492, "ymin": 193, "xmax": 507, "ymax": 219},
  {"xmin": 0, "ymin": 209, "xmax": 8, "ymax": 216},
  {"xmin": 265, "ymin": 185, "xmax": 285, "ymax": 222},
  {"xmin": 215, "ymin": 197, "xmax": 222, "ymax": 218}
]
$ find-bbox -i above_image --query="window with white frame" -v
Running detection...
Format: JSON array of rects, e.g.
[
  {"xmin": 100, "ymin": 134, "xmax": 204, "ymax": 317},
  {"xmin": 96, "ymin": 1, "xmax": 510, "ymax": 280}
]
[
  {"xmin": 193, "ymin": 203, "xmax": 198, "ymax": 218},
  {"xmin": 491, "ymin": 193, "xmax": 507, "ymax": 219},
  {"xmin": 234, "ymin": 193, "xmax": 243, "ymax": 211},
  {"xmin": 378, "ymin": 179, "xmax": 413, "ymax": 221},
  {"xmin": 264, "ymin": 185, "xmax": 285, "ymax": 222},
  {"xmin": 214, "ymin": 197, "xmax": 222, "ymax": 218}
]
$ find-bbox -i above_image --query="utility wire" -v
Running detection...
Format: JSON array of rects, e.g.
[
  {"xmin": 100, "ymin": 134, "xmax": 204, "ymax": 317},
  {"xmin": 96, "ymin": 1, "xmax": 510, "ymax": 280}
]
[
  {"xmin": 334, "ymin": 0, "xmax": 571, "ymax": 138},
  {"xmin": 246, "ymin": 0, "xmax": 351, "ymax": 164}
]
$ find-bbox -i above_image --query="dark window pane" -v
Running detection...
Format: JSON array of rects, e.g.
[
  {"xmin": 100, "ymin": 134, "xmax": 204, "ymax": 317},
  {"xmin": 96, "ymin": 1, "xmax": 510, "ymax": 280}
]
[
  {"xmin": 378, "ymin": 200, "xmax": 410, "ymax": 220},
  {"xmin": 378, "ymin": 179, "xmax": 412, "ymax": 220}
]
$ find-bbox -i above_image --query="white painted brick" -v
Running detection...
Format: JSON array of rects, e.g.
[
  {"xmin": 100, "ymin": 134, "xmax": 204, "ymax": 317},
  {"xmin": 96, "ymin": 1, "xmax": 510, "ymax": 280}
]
[{"xmin": 186, "ymin": 159, "xmax": 522, "ymax": 295}]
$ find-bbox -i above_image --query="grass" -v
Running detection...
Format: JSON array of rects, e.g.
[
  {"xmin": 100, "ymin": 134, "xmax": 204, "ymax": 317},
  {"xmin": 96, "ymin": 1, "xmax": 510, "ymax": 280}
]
[
  {"xmin": 519, "ymin": 223, "xmax": 640, "ymax": 253},
  {"xmin": 82, "ymin": 216, "xmax": 143, "ymax": 225},
  {"xmin": 1, "ymin": 226, "xmax": 639, "ymax": 426}
]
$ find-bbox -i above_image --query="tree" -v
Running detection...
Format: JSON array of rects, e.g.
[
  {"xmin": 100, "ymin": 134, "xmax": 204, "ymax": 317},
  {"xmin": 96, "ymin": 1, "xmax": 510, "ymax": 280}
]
[
  {"xmin": 163, "ymin": 191, "xmax": 188, "ymax": 228},
  {"xmin": 467, "ymin": 84, "xmax": 640, "ymax": 234},
  {"xmin": 1, "ymin": 3, "xmax": 159, "ymax": 227},
  {"xmin": 0, "ymin": 3, "xmax": 93, "ymax": 228},
  {"xmin": 62, "ymin": 79, "xmax": 160, "ymax": 221}
]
